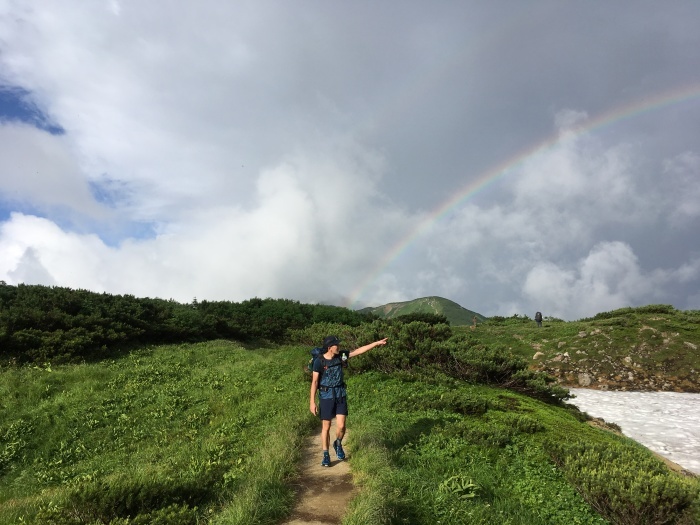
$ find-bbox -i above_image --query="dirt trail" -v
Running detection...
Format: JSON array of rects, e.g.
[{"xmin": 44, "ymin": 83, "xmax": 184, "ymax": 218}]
[{"xmin": 280, "ymin": 420, "xmax": 356, "ymax": 525}]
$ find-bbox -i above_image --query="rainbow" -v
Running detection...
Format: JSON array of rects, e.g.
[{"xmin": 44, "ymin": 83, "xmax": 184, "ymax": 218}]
[{"xmin": 346, "ymin": 84, "xmax": 700, "ymax": 308}]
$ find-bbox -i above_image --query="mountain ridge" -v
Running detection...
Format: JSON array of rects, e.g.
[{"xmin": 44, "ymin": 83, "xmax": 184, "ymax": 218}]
[{"xmin": 357, "ymin": 295, "xmax": 487, "ymax": 326}]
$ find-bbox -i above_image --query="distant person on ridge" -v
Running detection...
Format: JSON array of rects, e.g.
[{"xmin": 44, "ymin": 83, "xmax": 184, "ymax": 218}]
[
  {"xmin": 310, "ymin": 335, "xmax": 388, "ymax": 467},
  {"xmin": 535, "ymin": 311, "xmax": 543, "ymax": 328}
]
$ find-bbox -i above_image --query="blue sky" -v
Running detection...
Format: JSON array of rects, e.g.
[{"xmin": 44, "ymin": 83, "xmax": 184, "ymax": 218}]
[
  {"xmin": 1, "ymin": 1, "xmax": 699, "ymax": 319},
  {"xmin": 0, "ymin": 88, "xmax": 36, "ymax": 124},
  {"xmin": 0, "ymin": 87, "xmax": 64, "ymax": 134}
]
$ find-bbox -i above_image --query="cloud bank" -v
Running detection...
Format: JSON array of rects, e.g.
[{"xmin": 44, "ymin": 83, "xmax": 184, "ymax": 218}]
[{"xmin": 1, "ymin": 2, "xmax": 699, "ymax": 320}]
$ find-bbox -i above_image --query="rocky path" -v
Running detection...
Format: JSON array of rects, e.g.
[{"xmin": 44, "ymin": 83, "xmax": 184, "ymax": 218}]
[{"xmin": 280, "ymin": 420, "xmax": 356, "ymax": 525}]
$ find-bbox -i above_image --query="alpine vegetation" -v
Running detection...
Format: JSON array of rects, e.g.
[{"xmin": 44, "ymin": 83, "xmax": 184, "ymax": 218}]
[{"xmin": 1, "ymin": 285, "xmax": 698, "ymax": 524}]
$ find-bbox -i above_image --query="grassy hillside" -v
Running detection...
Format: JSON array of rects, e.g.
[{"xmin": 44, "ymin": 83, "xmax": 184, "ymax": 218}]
[
  {"xmin": 0, "ymin": 341, "xmax": 315, "ymax": 524},
  {"xmin": 462, "ymin": 305, "xmax": 700, "ymax": 392},
  {"xmin": 344, "ymin": 372, "xmax": 698, "ymax": 524},
  {"xmin": 359, "ymin": 296, "xmax": 487, "ymax": 326},
  {"xmin": 2, "ymin": 335, "xmax": 698, "ymax": 524}
]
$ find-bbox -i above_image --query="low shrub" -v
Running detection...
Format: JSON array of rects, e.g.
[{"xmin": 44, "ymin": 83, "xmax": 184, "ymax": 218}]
[
  {"xmin": 484, "ymin": 314, "xmax": 532, "ymax": 325},
  {"xmin": 506, "ymin": 414, "xmax": 545, "ymax": 434},
  {"xmin": 461, "ymin": 424, "xmax": 515, "ymax": 447},
  {"xmin": 286, "ymin": 320, "xmax": 388, "ymax": 350},
  {"xmin": 392, "ymin": 312, "xmax": 449, "ymax": 325},
  {"xmin": 390, "ymin": 387, "xmax": 491, "ymax": 416},
  {"xmin": 425, "ymin": 391, "xmax": 491, "ymax": 416},
  {"xmin": 581, "ymin": 304, "xmax": 676, "ymax": 322},
  {"xmin": 545, "ymin": 437, "xmax": 700, "ymax": 525},
  {"xmin": 294, "ymin": 319, "xmax": 569, "ymax": 403},
  {"xmin": 347, "ymin": 373, "xmax": 610, "ymax": 524}
]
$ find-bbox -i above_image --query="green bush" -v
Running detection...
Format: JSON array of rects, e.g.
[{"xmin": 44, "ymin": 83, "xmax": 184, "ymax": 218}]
[
  {"xmin": 389, "ymin": 386, "xmax": 491, "ymax": 416},
  {"xmin": 506, "ymin": 414, "xmax": 545, "ymax": 434},
  {"xmin": 457, "ymin": 422, "xmax": 516, "ymax": 447},
  {"xmin": 286, "ymin": 320, "xmax": 386, "ymax": 350},
  {"xmin": 293, "ymin": 320, "xmax": 569, "ymax": 403},
  {"xmin": 353, "ymin": 321, "xmax": 453, "ymax": 373},
  {"xmin": 484, "ymin": 314, "xmax": 532, "ymax": 325},
  {"xmin": 425, "ymin": 390, "xmax": 490, "ymax": 416},
  {"xmin": 581, "ymin": 304, "xmax": 676, "ymax": 322},
  {"xmin": 393, "ymin": 312, "xmax": 449, "ymax": 325},
  {"xmin": 635, "ymin": 304, "xmax": 677, "ymax": 315},
  {"xmin": 0, "ymin": 284, "xmax": 376, "ymax": 364},
  {"xmin": 510, "ymin": 369, "xmax": 571, "ymax": 402},
  {"xmin": 546, "ymin": 438, "xmax": 700, "ymax": 525}
]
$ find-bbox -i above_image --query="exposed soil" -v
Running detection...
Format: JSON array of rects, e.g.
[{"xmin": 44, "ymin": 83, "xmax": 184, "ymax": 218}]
[{"xmin": 280, "ymin": 420, "xmax": 357, "ymax": 525}]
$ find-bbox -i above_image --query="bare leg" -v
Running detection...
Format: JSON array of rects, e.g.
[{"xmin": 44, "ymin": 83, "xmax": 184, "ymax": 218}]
[
  {"xmin": 335, "ymin": 414, "xmax": 346, "ymax": 442},
  {"xmin": 321, "ymin": 419, "xmax": 332, "ymax": 450}
]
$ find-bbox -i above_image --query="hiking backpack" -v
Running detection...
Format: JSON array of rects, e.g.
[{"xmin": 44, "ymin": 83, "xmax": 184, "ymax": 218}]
[
  {"xmin": 305, "ymin": 347, "xmax": 349, "ymax": 375},
  {"xmin": 306, "ymin": 347, "xmax": 324, "ymax": 374}
]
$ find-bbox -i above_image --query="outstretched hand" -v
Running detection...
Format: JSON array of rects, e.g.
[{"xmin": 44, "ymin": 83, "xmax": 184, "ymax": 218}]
[{"xmin": 349, "ymin": 337, "xmax": 389, "ymax": 358}]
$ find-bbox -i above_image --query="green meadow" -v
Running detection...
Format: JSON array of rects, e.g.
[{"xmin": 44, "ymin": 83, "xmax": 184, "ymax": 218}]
[
  {"xmin": 2, "ymin": 335, "xmax": 699, "ymax": 524},
  {"xmin": 0, "ymin": 341, "xmax": 313, "ymax": 524},
  {"xmin": 1, "ymin": 286, "xmax": 699, "ymax": 524},
  {"xmin": 345, "ymin": 372, "xmax": 698, "ymax": 524}
]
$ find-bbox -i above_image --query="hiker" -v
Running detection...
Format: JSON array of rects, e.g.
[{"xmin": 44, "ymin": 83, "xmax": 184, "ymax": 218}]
[
  {"xmin": 309, "ymin": 335, "xmax": 388, "ymax": 467},
  {"xmin": 535, "ymin": 311, "xmax": 543, "ymax": 328}
]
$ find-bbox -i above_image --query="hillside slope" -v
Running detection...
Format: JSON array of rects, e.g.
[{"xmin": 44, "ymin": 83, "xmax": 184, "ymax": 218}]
[
  {"xmin": 358, "ymin": 296, "xmax": 486, "ymax": 326},
  {"xmin": 2, "ymin": 341, "xmax": 697, "ymax": 524},
  {"xmin": 463, "ymin": 305, "xmax": 700, "ymax": 392}
]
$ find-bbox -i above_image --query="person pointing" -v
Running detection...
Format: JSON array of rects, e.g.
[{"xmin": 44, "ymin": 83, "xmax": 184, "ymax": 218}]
[{"xmin": 309, "ymin": 335, "xmax": 388, "ymax": 467}]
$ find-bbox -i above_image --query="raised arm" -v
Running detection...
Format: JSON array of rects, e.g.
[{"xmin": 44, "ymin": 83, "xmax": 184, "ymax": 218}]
[{"xmin": 348, "ymin": 337, "xmax": 388, "ymax": 358}]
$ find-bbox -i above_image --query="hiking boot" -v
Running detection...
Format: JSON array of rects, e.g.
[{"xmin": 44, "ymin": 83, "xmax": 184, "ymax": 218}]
[
  {"xmin": 333, "ymin": 439, "xmax": 346, "ymax": 461},
  {"xmin": 321, "ymin": 451, "xmax": 331, "ymax": 467}
]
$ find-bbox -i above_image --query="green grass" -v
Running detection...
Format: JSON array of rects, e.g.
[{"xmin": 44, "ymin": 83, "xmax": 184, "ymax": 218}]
[
  {"xmin": 0, "ymin": 340, "xmax": 316, "ymax": 524},
  {"xmin": 342, "ymin": 372, "xmax": 699, "ymax": 525},
  {"xmin": 343, "ymin": 372, "xmax": 609, "ymax": 524},
  {"xmin": 2, "ymin": 337, "xmax": 698, "ymax": 524}
]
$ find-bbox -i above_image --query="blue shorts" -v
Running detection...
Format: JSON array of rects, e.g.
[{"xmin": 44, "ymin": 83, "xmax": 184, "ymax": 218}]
[{"xmin": 319, "ymin": 396, "xmax": 348, "ymax": 421}]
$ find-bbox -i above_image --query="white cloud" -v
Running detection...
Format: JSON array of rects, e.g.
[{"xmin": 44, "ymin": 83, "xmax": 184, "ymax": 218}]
[
  {"xmin": 0, "ymin": 3, "xmax": 699, "ymax": 319},
  {"xmin": 522, "ymin": 241, "xmax": 699, "ymax": 319},
  {"xmin": 386, "ymin": 124, "xmax": 700, "ymax": 318},
  {"xmin": 512, "ymin": 129, "xmax": 643, "ymax": 236},
  {"xmin": 0, "ymin": 141, "xmax": 415, "ymax": 304},
  {"xmin": 0, "ymin": 3, "xmax": 283, "ymax": 222},
  {"xmin": 0, "ymin": 213, "xmax": 111, "ymax": 291},
  {"xmin": 554, "ymin": 108, "xmax": 589, "ymax": 131},
  {"xmin": 8, "ymin": 246, "xmax": 56, "ymax": 286},
  {"xmin": 0, "ymin": 123, "xmax": 103, "ymax": 217},
  {"xmin": 662, "ymin": 151, "xmax": 700, "ymax": 224}
]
